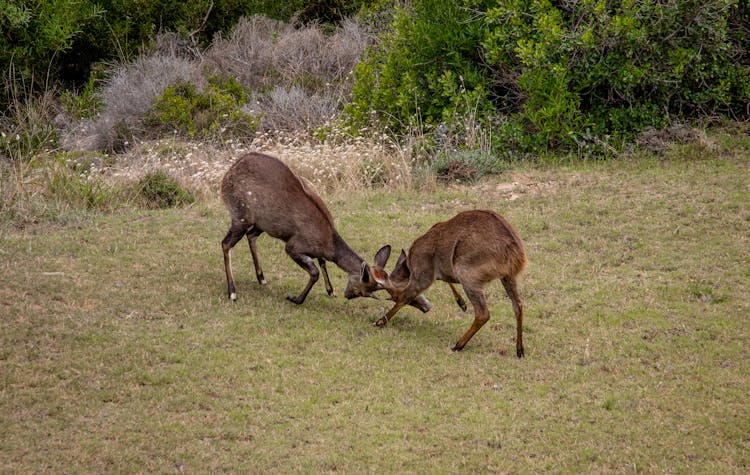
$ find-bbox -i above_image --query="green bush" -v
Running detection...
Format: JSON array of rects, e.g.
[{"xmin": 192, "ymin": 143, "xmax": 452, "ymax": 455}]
[
  {"xmin": 146, "ymin": 76, "xmax": 259, "ymax": 141},
  {"xmin": 134, "ymin": 171, "xmax": 195, "ymax": 209},
  {"xmin": 482, "ymin": 0, "xmax": 750, "ymax": 149},
  {"xmin": 429, "ymin": 149, "xmax": 509, "ymax": 183},
  {"xmin": 347, "ymin": 0, "xmax": 493, "ymax": 132},
  {"xmin": 349, "ymin": 0, "xmax": 750, "ymax": 154}
]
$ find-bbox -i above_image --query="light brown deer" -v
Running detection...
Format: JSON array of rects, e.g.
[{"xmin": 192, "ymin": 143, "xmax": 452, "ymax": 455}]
[
  {"xmin": 364, "ymin": 210, "xmax": 527, "ymax": 357},
  {"xmin": 220, "ymin": 152, "xmax": 431, "ymax": 309}
]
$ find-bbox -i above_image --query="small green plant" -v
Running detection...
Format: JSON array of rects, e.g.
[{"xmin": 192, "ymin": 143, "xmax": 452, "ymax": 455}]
[
  {"xmin": 59, "ymin": 73, "xmax": 103, "ymax": 119},
  {"xmin": 134, "ymin": 171, "xmax": 195, "ymax": 209},
  {"xmin": 430, "ymin": 149, "xmax": 509, "ymax": 183},
  {"xmin": 358, "ymin": 156, "xmax": 389, "ymax": 187},
  {"xmin": 146, "ymin": 76, "xmax": 259, "ymax": 141},
  {"xmin": 45, "ymin": 155, "xmax": 117, "ymax": 211}
]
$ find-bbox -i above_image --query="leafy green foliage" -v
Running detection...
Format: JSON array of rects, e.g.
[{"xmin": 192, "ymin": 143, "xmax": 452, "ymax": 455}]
[
  {"xmin": 145, "ymin": 76, "xmax": 258, "ymax": 141},
  {"xmin": 348, "ymin": 0, "xmax": 493, "ymax": 131},
  {"xmin": 0, "ymin": 0, "xmax": 103, "ymax": 106},
  {"xmin": 133, "ymin": 171, "xmax": 195, "ymax": 209},
  {"xmin": 349, "ymin": 0, "xmax": 750, "ymax": 153},
  {"xmin": 59, "ymin": 74, "xmax": 103, "ymax": 119},
  {"xmin": 485, "ymin": 0, "xmax": 750, "ymax": 145}
]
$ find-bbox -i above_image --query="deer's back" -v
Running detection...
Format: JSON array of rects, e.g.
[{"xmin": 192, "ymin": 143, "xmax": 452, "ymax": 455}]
[
  {"xmin": 410, "ymin": 210, "xmax": 526, "ymax": 283},
  {"xmin": 221, "ymin": 152, "xmax": 334, "ymax": 244}
]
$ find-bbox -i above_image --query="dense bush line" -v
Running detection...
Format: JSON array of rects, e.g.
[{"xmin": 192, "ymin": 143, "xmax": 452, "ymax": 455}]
[
  {"xmin": 2, "ymin": 1, "xmax": 749, "ymax": 165},
  {"xmin": 348, "ymin": 0, "xmax": 750, "ymax": 153},
  {"xmin": 1, "ymin": 0, "xmax": 377, "ymax": 107}
]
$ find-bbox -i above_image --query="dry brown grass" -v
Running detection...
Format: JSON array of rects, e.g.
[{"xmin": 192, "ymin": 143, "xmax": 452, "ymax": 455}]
[{"xmin": 87, "ymin": 131, "xmax": 415, "ymax": 198}]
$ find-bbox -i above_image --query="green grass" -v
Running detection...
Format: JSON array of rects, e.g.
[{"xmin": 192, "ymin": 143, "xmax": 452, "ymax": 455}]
[{"xmin": 1, "ymin": 155, "xmax": 749, "ymax": 472}]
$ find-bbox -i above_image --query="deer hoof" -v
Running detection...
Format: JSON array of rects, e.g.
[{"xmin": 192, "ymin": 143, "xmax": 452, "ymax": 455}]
[
  {"xmin": 457, "ymin": 299, "xmax": 467, "ymax": 312},
  {"xmin": 374, "ymin": 317, "xmax": 388, "ymax": 327},
  {"xmin": 229, "ymin": 292, "xmax": 237, "ymax": 301},
  {"xmin": 451, "ymin": 342, "xmax": 465, "ymax": 352},
  {"xmin": 286, "ymin": 294, "xmax": 304, "ymax": 305},
  {"xmin": 517, "ymin": 347, "xmax": 525, "ymax": 358}
]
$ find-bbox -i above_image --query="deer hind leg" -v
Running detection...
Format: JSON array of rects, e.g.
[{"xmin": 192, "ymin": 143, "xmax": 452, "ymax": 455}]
[
  {"xmin": 448, "ymin": 283, "xmax": 467, "ymax": 311},
  {"xmin": 222, "ymin": 222, "xmax": 249, "ymax": 301},
  {"xmin": 502, "ymin": 276, "xmax": 524, "ymax": 358},
  {"xmin": 318, "ymin": 258, "xmax": 335, "ymax": 297},
  {"xmin": 452, "ymin": 285, "xmax": 490, "ymax": 351},
  {"xmin": 246, "ymin": 227, "xmax": 267, "ymax": 285}
]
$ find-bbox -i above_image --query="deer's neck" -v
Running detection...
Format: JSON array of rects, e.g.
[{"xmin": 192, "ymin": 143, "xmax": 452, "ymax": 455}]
[{"xmin": 332, "ymin": 231, "xmax": 364, "ymax": 275}]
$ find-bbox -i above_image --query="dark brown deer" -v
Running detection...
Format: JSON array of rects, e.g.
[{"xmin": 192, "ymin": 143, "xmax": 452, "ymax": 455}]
[
  {"xmin": 364, "ymin": 210, "xmax": 527, "ymax": 357},
  {"xmin": 220, "ymin": 152, "xmax": 431, "ymax": 309}
]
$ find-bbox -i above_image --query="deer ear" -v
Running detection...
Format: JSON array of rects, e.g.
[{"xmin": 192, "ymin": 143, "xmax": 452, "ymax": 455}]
[
  {"xmin": 374, "ymin": 245, "xmax": 391, "ymax": 268},
  {"xmin": 370, "ymin": 267, "xmax": 390, "ymax": 287},
  {"xmin": 394, "ymin": 249, "xmax": 407, "ymax": 268},
  {"xmin": 360, "ymin": 262, "xmax": 371, "ymax": 283},
  {"xmin": 391, "ymin": 251, "xmax": 411, "ymax": 280}
]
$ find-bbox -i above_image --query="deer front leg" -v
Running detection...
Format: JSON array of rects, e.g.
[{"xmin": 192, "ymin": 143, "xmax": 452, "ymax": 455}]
[
  {"xmin": 286, "ymin": 252, "xmax": 319, "ymax": 305},
  {"xmin": 374, "ymin": 299, "xmax": 408, "ymax": 327},
  {"xmin": 318, "ymin": 258, "xmax": 335, "ymax": 297},
  {"xmin": 374, "ymin": 286, "xmax": 424, "ymax": 326},
  {"xmin": 448, "ymin": 283, "xmax": 467, "ymax": 311}
]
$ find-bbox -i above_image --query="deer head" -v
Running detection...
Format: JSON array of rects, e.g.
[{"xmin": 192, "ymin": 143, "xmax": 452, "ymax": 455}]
[{"xmin": 357, "ymin": 246, "xmax": 432, "ymax": 313}]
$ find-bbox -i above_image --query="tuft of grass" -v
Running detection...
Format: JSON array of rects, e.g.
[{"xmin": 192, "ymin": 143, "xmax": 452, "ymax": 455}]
[
  {"xmin": 0, "ymin": 90, "xmax": 59, "ymax": 162},
  {"xmin": 1, "ymin": 154, "xmax": 124, "ymax": 231},
  {"xmin": 1, "ymin": 154, "xmax": 748, "ymax": 472},
  {"xmin": 132, "ymin": 171, "xmax": 195, "ymax": 209}
]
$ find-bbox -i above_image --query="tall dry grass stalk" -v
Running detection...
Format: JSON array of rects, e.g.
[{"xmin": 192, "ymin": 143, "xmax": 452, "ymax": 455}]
[{"xmin": 84, "ymin": 128, "xmax": 419, "ymax": 200}]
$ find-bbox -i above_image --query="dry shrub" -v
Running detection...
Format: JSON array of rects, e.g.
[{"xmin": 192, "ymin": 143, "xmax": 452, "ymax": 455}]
[
  {"xmin": 86, "ymin": 132, "xmax": 416, "ymax": 199},
  {"xmin": 202, "ymin": 16, "xmax": 292, "ymax": 90},
  {"xmin": 62, "ymin": 41, "xmax": 204, "ymax": 152},
  {"xmin": 205, "ymin": 15, "xmax": 369, "ymax": 90},
  {"xmin": 255, "ymin": 132, "xmax": 414, "ymax": 194},
  {"xmin": 62, "ymin": 15, "xmax": 372, "ymax": 151},
  {"xmin": 204, "ymin": 15, "xmax": 371, "ymax": 132},
  {"xmin": 636, "ymin": 124, "xmax": 703, "ymax": 155},
  {"xmin": 251, "ymin": 86, "xmax": 339, "ymax": 131}
]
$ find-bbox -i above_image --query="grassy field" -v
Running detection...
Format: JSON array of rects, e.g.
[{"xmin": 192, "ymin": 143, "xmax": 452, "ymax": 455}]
[{"xmin": 1, "ymin": 154, "xmax": 749, "ymax": 472}]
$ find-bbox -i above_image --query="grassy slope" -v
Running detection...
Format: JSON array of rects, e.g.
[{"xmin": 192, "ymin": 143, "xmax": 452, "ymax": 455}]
[{"xmin": 1, "ymin": 156, "xmax": 749, "ymax": 472}]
